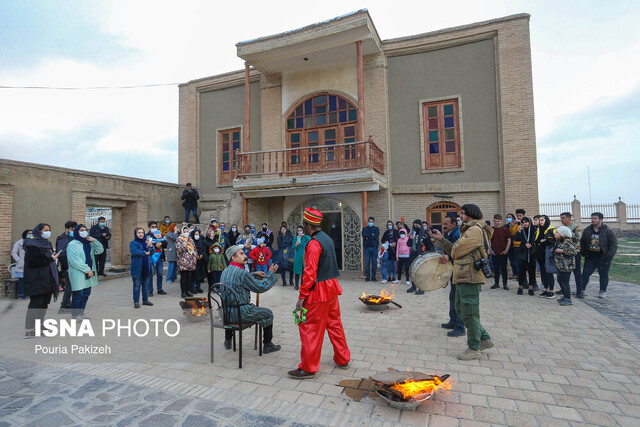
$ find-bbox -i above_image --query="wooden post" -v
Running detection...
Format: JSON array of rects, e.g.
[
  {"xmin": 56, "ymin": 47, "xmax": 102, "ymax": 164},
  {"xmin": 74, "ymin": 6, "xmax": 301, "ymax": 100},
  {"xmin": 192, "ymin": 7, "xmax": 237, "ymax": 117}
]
[
  {"xmin": 362, "ymin": 190, "xmax": 367, "ymax": 276},
  {"xmin": 242, "ymin": 197, "xmax": 248, "ymax": 227},
  {"xmin": 244, "ymin": 63, "xmax": 251, "ymax": 153},
  {"xmin": 356, "ymin": 41, "xmax": 365, "ymax": 141}
]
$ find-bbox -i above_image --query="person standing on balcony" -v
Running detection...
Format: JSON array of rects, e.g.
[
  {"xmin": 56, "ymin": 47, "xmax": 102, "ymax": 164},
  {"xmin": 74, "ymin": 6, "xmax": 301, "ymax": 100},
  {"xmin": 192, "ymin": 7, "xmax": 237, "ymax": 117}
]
[
  {"xmin": 181, "ymin": 183, "xmax": 200, "ymax": 224},
  {"xmin": 289, "ymin": 208, "xmax": 350, "ymax": 379},
  {"xmin": 579, "ymin": 212, "xmax": 618, "ymax": 299},
  {"xmin": 89, "ymin": 216, "xmax": 111, "ymax": 277},
  {"xmin": 362, "ymin": 216, "xmax": 380, "ymax": 282}
]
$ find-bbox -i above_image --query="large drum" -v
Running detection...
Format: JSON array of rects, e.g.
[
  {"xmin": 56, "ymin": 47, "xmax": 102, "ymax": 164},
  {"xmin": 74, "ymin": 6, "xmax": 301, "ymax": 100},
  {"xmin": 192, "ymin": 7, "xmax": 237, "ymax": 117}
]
[{"xmin": 409, "ymin": 252, "xmax": 453, "ymax": 292}]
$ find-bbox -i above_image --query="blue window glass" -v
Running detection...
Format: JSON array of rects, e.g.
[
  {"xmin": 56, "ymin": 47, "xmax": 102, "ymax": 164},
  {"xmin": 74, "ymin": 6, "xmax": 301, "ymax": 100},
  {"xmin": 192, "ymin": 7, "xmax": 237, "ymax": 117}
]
[
  {"xmin": 232, "ymin": 141, "xmax": 240, "ymax": 150},
  {"xmin": 222, "ymin": 163, "xmax": 230, "ymax": 171},
  {"xmin": 325, "ymin": 129, "xmax": 336, "ymax": 139},
  {"xmin": 338, "ymin": 98, "xmax": 347, "ymax": 110},
  {"xmin": 222, "ymin": 152, "xmax": 229, "ymax": 162},
  {"xmin": 304, "ymin": 99, "xmax": 312, "ymax": 115},
  {"xmin": 338, "ymin": 111, "xmax": 347, "ymax": 122},
  {"xmin": 329, "ymin": 96, "xmax": 337, "ymax": 111},
  {"xmin": 429, "ymin": 131, "xmax": 439, "ymax": 142},
  {"xmin": 308, "ymin": 131, "xmax": 319, "ymax": 142},
  {"xmin": 345, "ymin": 137, "xmax": 355, "ymax": 143},
  {"xmin": 233, "ymin": 131, "xmax": 240, "ymax": 141},
  {"xmin": 445, "ymin": 129, "xmax": 455, "ymax": 140},
  {"xmin": 222, "ymin": 133, "xmax": 229, "ymax": 142},
  {"xmin": 296, "ymin": 117, "xmax": 303, "ymax": 128},
  {"xmin": 313, "ymin": 95, "xmax": 326, "ymax": 105},
  {"xmin": 446, "ymin": 140, "xmax": 456, "ymax": 153},
  {"xmin": 290, "ymin": 133, "xmax": 300, "ymax": 144},
  {"xmin": 443, "ymin": 104, "xmax": 454, "ymax": 116},
  {"xmin": 295, "ymin": 105, "xmax": 303, "ymax": 116},
  {"xmin": 315, "ymin": 115, "xmax": 327, "ymax": 126},
  {"xmin": 291, "ymin": 154, "xmax": 299, "ymax": 165},
  {"xmin": 315, "ymin": 106, "xmax": 326, "ymax": 114},
  {"xmin": 348, "ymin": 109, "xmax": 357, "ymax": 122},
  {"xmin": 429, "ymin": 143, "xmax": 439, "ymax": 154},
  {"xmin": 444, "ymin": 117, "xmax": 454, "ymax": 128},
  {"xmin": 328, "ymin": 112, "xmax": 337, "ymax": 124}
]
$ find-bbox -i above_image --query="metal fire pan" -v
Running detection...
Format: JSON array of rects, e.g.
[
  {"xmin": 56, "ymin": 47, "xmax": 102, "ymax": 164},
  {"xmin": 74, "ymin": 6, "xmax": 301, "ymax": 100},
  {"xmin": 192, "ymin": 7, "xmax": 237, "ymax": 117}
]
[{"xmin": 374, "ymin": 388, "xmax": 434, "ymax": 410}]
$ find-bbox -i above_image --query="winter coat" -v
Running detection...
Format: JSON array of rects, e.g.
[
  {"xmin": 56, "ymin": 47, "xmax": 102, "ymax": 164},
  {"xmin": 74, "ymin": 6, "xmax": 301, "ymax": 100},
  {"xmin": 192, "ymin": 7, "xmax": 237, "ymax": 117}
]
[
  {"xmin": 239, "ymin": 232, "xmax": 253, "ymax": 245},
  {"xmin": 292, "ymin": 234, "xmax": 311, "ymax": 274},
  {"xmin": 381, "ymin": 229, "xmax": 399, "ymax": 260},
  {"xmin": 175, "ymin": 236, "xmax": 197, "ymax": 271},
  {"xmin": 513, "ymin": 227, "xmax": 535, "ymax": 263},
  {"xmin": 11, "ymin": 238, "xmax": 25, "ymax": 274},
  {"xmin": 192, "ymin": 235, "xmax": 208, "ymax": 281},
  {"xmin": 226, "ymin": 230, "xmax": 240, "ymax": 246},
  {"xmin": 362, "ymin": 226, "xmax": 380, "ymax": 249},
  {"xmin": 23, "ymin": 246, "xmax": 58, "ymax": 297},
  {"xmin": 55, "ymin": 233, "xmax": 73, "ymax": 271},
  {"xmin": 129, "ymin": 240, "xmax": 152, "ymax": 279},
  {"xmin": 181, "ymin": 188, "xmax": 199, "ymax": 208},
  {"xmin": 207, "ymin": 249, "xmax": 227, "ymax": 272},
  {"xmin": 552, "ymin": 240, "xmax": 577, "ymax": 272},
  {"xmin": 277, "ymin": 233, "xmax": 293, "ymax": 251},
  {"xmin": 580, "ymin": 224, "xmax": 618, "ymax": 260},
  {"xmin": 159, "ymin": 221, "xmax": 175, "ymax": 236},
  {"xmin": 396, "ymin": 233, "xmax": 411, "ymax": 258},
  {"xmin": 67, "ymin": 239, "xmax": 104, "ymax": 292},
  {"xmin": 249, "ymin": 246, "xmax": 272, "ymax": 266},
  {"xmin": 165, "ymin": 231, "xmax": 179, "ymax": 262},
  {"xmin": 89, "ymin": 224, "xmax": 111, "ymax": 249},
  {"xmin": 256, "ymin": 230, "xmax": 274, "ymax": 248},
  {"xmin": 439, "ymin": 219, "xmax": 494, "ymax": 285}
]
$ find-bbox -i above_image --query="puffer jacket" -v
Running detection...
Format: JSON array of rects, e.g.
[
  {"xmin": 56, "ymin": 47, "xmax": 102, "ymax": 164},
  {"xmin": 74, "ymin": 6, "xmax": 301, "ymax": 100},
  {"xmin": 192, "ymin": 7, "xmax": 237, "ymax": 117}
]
[{"xmin": 439, "ymin": 219, "xmax": 494, "ymax": 285}]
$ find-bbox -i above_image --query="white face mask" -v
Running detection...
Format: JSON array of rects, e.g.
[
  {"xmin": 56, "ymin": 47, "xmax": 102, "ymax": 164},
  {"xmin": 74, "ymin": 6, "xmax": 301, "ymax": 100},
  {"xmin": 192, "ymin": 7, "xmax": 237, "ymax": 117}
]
[
  {"xmin": 150, "ymin": 228, "xmax": 157, "ymax": 232},
  {"xmin": 41, "ymin": 231, "xmax": 51, "ymax": 239},
  {"xmin": 232, "ymin": 227, "xmax": 237, "ymax": 232},
  {"xmin": 194, "ymin": 235, "xmax": 200, "ymax": 240},
  {"xmin": 79, "ymin": 230, "xmax": 89, "ymax": 238},
  {"xmin": 182, "ymin": 231, "xmax": 189, "ymax": 237},
  {"xmin": 214, "ymin": 248, "xmax": 220, "ymax": 253}
]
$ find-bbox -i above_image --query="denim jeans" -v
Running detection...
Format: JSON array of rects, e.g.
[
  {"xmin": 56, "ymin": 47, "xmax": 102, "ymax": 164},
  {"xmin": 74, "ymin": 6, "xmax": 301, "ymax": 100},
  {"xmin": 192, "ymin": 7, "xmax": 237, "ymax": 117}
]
[
  {"xmin": 15, "ymin": 272, "xmax": 25, "ymax": 298},
  {"xmin": 184, "ymin": 207, "xmax": 199, "ymax": 223},
  {"xmin": 280, "ymin": 270, "xmax": 293, "ymax": 284},
  {"xmin": 572, "ymin": 254, "xmax": 582, "ymax": 293},
  {"xmin": 508, "ymin": 247, "xmax": 519, "ymax": 275},
  {"xmin": 132, "ymin": 276, "xmax": 151, "ymax": 303},
  {"xmin": 166, "ymin": 261, "xmax": 177, "ymax": 282},
  {"xmin": 255, "ymin": 264, "xmax": 269, "ymax": 274},
  {"xmin": 382, "ymin": 259, "xmax": 396, "ymax": 280},
  {"xmin": 364, "ymin": 247, "xmax": 378, "ymax": 280},
  {"xmin": 449, "ymin": 283, "xmax": 465, "ymax": 330},
  {"xmin": 152, "ymin": 258, "xmax": 163, "ymax": 292},
  {"xmin": 581, "ymin": 256, "xmax": 611, "ymax": 293},
  {"xmin": 71, "ymin": 287, "xmax": 92, "ymax": 317}
]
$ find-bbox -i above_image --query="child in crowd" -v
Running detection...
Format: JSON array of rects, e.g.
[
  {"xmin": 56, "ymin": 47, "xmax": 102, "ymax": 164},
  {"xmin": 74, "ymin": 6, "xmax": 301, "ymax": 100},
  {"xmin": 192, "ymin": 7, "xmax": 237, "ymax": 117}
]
[
  {"xmin": 378, "ymin": 242, "xmax": 389, "ymax": 283},
  {"xmin": 396, "ymin": 229, "xmax": 411, "ymax": 285},
  {"xmin": 249, "ymin": 238, "xmax": 272, "ymax": 273},
  {"xmin": 207, "ymin": 243, "xmax": 227, "ymax": 286},
  {"xmin": 242, "ymin": 238, "xmax": 255, "ymax": 272},
  {"xmin": 552, "ymin": 226, "xmax": 577, "ymax": 306}
]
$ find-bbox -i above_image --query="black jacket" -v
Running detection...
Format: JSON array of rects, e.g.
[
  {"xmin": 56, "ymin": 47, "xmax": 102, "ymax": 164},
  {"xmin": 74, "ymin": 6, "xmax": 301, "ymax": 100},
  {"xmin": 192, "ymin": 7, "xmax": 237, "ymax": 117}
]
[
  {"xmin": 55, "ymin": 232, "xmax": 73, "ymax": 271},
  {"xmin": 90, "ymin": 224, "xmax": 111, "ymax": 249},
  {"xmin": 580, "ymin": 224, "xmax": 618, "ymax": 260},
  {"xmin": 181, "ymin": 188, "xmax": 200, "ymax": 208},
  {"xmin": 381, "ymin": 229, "xmax": 399, "ymax": 260},
  {"xmin": 23, "ymin": 246, "xmax": 58, "ymax": 297}
]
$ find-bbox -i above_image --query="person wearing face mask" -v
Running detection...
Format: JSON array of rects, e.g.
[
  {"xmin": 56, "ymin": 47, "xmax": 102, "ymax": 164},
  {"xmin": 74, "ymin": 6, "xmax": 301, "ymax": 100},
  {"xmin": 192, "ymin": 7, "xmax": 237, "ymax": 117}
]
[
  {"xmin": 406, "ymin": 219, "xmax": 432, "ymax": 294},
  {"xmin": 176, "ymin": 226, "xmax": 198, "ymax": 298},
  {"xmin": 256, "ymin": 223, "xmax": 274, "ymax": 249},
  {"xmin": 512, "ymin": 217, "xmax": 537, "ymax": 295},
  {"xmin": 12, "ymin": 229, "xmax": 32, "ymax": 301},
  {"xmin": 66, "ymin": 224, "xmax": 104, "ymax": 320},
  {"xmin": 362, "ymin": 217, "xmax": 380, "ymax": 282},
  {"xmin": 292, "ymin": 226, "xmax": 311, "ymax": 290},
  {"xmin": 328, "ymin": 221, "xmax": 342, "ymax": 270},
  {"xmin": 159, "ymin": 216, "xmax": 174, "ymax": 235},
  {"xmin": 396, "ymin": 228, "xmax": 411, "ymax": 284},
  {"xmin": 207, "ymin": 243, "xmax": 227, "ymax": 286},
  {"xmin": 23, "ymin": 223, "xmax": 61, "ymax": 338},
  {"xmin": 239, "ymin": 225, "xmax": 253, "ymax": 245},
  {"xmin": 226, "ymin": 224, "xmax": 240, "ymax": 246},
  {"xmin": 130, "ymin": 227, "xmax": 154, "ymax": 308},
  {"xmin": 164, "ymin": 223, "xmax": 179, "ymax": 283},
  {"xmin": 190, "ymin": 229, "xmax": 208, "ymax": 294},
  {"xmin": 146, "ymin": 221, "xmax": 168, "ymax": 296},
  {"xmin": 380, "ymin": 220, "xmax": 399, "ymax": 284},
  {"xmin": 277, "ymin": 225, "xmax": 294, "ymax": 286},
  {"xmin": 55, "ymin": 221, "xmax": 78, "ymax": 311},
  {"xmin": 534, "ymin": 214, "xmax": 556, "ymax": 298},
  {"xmin": 208, "ymin": 218, "xmax": 218, "ymax": 235},
  {"xmin": 89, "ymin": 216, "xmax": 111, "ymax": 277},
  {"xmin": 250, "ymin": 224, "xmax": 257, "ymax": 237},
  {"xmin": 181, "ymin": 183, "xmax": 200, "ymax": 223},
  {"xmin": 505, "ymin": 213, "xmax": 520, "ymax": 280}
]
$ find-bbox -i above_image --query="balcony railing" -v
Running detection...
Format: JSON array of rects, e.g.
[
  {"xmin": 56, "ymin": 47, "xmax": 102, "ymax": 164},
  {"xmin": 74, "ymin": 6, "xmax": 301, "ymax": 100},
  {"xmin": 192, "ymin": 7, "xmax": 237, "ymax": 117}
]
[{"xmin": 235, "ymin": 139, "xmax": 384, "ymax": 179}]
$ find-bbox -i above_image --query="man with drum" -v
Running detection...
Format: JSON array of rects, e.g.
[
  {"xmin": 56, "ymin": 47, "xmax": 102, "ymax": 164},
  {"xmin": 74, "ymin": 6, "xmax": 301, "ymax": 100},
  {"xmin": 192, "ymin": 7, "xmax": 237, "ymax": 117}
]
[
  {"xmin": 439, "ymin": 215, "xmax": 465, "ymax": 337},
  {"xmin": 430, "ymin": 204, "xmax": 494, "ymax": 360}
]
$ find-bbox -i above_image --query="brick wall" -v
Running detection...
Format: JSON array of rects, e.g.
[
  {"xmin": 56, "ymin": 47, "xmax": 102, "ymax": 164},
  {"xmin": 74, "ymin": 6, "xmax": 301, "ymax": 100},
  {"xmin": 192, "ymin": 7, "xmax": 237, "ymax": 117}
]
[
  {"xmin": 260, "ymin": 73, "xmax": 283, "ymax": 150},
  {"xmin": 0, "ymin": 185, "xmax": 14, "ymax": 278}
]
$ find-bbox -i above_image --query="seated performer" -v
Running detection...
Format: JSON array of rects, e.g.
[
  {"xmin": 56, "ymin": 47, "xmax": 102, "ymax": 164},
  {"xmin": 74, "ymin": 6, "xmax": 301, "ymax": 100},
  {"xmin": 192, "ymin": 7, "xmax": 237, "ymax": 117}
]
[
  {"xmin": 219, "ymin": 244, "xmax": 281, "ymax": 353},
  {"xmin": 289, "ymin": 207, "xmax": 351, "ymax": 379}
]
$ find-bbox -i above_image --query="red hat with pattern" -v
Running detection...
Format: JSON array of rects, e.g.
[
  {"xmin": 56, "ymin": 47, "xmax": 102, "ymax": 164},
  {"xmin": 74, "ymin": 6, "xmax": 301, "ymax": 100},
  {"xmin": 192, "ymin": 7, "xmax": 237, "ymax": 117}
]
[{"xmin": 303, "ymin": 207, "xmax": 323, "ymax": 225}]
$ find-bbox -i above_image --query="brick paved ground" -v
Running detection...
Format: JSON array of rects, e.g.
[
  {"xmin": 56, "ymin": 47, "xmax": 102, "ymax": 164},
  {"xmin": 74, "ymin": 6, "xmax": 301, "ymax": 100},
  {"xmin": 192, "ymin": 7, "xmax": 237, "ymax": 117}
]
[{"xmin": 1, "ymin": 273, "xmax": 640, "ymax": 426}]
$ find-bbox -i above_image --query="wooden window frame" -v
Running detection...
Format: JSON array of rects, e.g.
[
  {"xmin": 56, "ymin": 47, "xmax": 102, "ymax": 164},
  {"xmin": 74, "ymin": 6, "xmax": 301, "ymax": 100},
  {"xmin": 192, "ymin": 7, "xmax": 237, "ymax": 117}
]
[
  {"xmin": 217, "ymin": 126, "xmax": 242, "ymax": 186},
  {"xmin": 418, "ymin": 95, "xmax": 465, "ymax": 174}
]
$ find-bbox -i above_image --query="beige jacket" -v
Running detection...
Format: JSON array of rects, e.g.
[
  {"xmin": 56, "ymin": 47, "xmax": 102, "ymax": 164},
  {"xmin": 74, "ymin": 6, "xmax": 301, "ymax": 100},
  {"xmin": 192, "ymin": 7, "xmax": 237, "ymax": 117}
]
[{"xmin": 440, "ymin": 219, "xmax": 494, "ymax": 285}]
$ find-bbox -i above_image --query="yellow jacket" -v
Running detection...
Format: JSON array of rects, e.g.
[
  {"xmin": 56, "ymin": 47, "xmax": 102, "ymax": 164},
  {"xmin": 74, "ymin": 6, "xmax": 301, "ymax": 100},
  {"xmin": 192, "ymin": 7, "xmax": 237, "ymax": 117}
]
[
  {"xmin": 509, "ymin": 223, "xmax": 521, "ymax": 247},
  {"xmin": 440, "ymin": 219, "xmax": 494, "ymax": 285}
]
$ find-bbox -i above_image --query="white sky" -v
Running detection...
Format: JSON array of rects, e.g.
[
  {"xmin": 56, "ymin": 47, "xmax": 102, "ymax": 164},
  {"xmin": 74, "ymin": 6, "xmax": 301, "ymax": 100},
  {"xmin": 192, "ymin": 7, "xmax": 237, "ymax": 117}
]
[{"xmin": 0, "ymin": 0, "xmax": 639, "ymax": 203}]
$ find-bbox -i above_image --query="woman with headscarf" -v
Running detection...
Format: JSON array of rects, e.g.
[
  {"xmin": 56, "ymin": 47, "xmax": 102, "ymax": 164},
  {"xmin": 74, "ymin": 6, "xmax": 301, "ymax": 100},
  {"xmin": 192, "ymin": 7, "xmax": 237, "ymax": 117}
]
[
  {"xmin": 11, "ymin": 229, "xmax": 32, "ymax": 301},
  {"xmin": 534, "ymin": 214, "xmax": 556, "ymax": 298},
  {"xmin": 176, "ymin": 225, "xmax": 198, "ymax": 298},
  {"xmin": 277, "ymin": 225, "xmax": 294, "ymax": 286},
  {"xmin": 130, "ymin": 227, "xmax": 154, "ymax": 308},
  {"xmin": 512, "ymin": 217, "xmax": 537, "ymax": 296},
  {"xmin": 191, "ymin": 228, "xmax": 208, "ymax": 294},
  {"xmin": 66, "ymin": 224, "xmax": 104, "ymax": 319},
  {"xmin": 23, "ymin": 223, "xmax": 60, "ymax": 338},
  {"xmin": 226, "ymin": 224, "xmax": 240, "ymax": 247}
]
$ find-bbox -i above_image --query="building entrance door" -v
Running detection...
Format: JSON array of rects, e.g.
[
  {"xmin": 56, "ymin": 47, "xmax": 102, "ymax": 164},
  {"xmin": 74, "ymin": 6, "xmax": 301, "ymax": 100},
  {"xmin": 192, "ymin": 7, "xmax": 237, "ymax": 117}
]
[
  {"xmin": 286, "ymin": 197, "xmax": 361, "ymax": 271},
  {"xmin": 427, "ymin": 202, "xmax": 461, "ymax": 233}
]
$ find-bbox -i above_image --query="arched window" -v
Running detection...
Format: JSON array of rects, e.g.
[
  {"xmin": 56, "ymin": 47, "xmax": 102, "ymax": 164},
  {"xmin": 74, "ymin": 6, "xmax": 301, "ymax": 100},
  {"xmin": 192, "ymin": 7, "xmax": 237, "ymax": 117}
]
[
  {"xmin": 286, "ymin": 93, "xmax": 358, "ymax": 167},
  {"xmin": 427, "ymin": 202, "xmax": 461, "ymax": 232}
]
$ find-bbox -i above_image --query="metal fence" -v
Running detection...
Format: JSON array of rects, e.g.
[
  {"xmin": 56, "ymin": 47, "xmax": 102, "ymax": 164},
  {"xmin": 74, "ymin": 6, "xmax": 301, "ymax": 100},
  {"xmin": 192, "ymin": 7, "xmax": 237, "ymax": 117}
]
[
  {"xmin": 628, "ymin": 204, "xmax": 640, "ymax": 223},
  {"xmin": 85, "ymin": 208, "xmax": 112, "ymax": 228},
  {"xmin": 580, "ymin": 203, "xmax": 617, "ymax": 222},
  {"xmin": 538, "ymin": 202, "xmax": 571, "ymax": 220}
]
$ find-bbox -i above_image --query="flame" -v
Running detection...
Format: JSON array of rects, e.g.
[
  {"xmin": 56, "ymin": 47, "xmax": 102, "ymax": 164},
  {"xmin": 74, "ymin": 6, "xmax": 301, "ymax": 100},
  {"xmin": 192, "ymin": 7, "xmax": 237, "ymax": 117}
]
[
  {"xmin": 390, "ymin": 376, "xmax": 451, "ymax": 400},
  {"xmin": 190, "ymin": 306, "xmax": 208, "ymax": 317},
  {"xmin": 360, "ymin": 288, "xmax": 394, "ymax": 304}
]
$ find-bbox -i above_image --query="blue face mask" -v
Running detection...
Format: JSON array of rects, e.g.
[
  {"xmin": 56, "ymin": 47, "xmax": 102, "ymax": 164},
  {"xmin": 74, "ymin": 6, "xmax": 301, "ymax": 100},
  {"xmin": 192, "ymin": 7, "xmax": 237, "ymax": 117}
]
[
  {"xmin": 220, "ymin": 227, "xmax": 225, "ymax": 231},
  {"xmin": 507, "ymin": 218, "xmax": 512, "ymax": 223},
  {"xmin": 99, "ymin": 222, "xmax": 106, "ymax": 227},
  {"xmin": 165, "ymin": 220, "xmax": 170, "ymax": 224},
  {"xmin": 69, "ymin": 231, "xmax": 74, "ymax": 237},
  {"xmin": 368, "ymin": 222, "xmax": 374, "ymax": 227},
  {"xmin": 387, "ymin": 225, "xmax": 393, "ymax": 230},
  {"xmin": 331, "ymin": 224, "xmax": 336, "ymax": 229}
]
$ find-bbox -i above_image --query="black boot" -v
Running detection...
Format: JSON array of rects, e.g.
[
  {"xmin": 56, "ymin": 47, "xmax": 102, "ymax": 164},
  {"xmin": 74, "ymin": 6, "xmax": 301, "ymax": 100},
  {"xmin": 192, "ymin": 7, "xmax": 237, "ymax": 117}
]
[
  {"xmin": 263, "ymin": 342, "xmax": 281, "ymax": 354},
  {"xmin": 406, "ymin": 285, "xmax": 416, "ymax": 293}
]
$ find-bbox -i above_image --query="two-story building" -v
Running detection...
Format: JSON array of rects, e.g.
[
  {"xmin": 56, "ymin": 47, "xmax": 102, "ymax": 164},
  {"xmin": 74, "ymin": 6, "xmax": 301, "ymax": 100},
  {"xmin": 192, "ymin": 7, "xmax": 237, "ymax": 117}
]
[{"xmin": 178, "ymin": 10, "xmax": 539, "ymax": 271}]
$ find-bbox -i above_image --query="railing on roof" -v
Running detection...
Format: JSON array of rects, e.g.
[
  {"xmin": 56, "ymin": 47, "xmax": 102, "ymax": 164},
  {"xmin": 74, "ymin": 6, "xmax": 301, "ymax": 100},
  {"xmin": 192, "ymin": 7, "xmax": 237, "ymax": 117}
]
[{"xmin": 235, "ymin": 139, "xmax": 384, "ymax": 179}]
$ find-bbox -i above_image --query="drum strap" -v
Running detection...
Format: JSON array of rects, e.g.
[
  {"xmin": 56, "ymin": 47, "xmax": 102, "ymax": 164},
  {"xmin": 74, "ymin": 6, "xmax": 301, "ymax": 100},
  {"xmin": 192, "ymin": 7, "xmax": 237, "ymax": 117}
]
[{"xmin": 472, "ymin": 224, "xmax": 490, "ymax": 261}]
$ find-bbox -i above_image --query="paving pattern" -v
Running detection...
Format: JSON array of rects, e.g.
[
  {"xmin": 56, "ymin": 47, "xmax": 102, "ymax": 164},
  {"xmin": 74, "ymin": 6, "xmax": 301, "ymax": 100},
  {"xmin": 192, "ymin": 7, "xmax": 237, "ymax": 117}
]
[{"xmin": 1, "ymin": 272, "xmax": 640, "ymax": 426}]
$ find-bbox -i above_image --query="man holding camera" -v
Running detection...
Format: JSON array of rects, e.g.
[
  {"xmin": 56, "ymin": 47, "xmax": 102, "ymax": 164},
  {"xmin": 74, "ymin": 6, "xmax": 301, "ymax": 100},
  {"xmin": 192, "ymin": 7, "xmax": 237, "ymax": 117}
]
[{"xmin": 430, "ymin": 204, "xmax": 495, "ymax": 361}]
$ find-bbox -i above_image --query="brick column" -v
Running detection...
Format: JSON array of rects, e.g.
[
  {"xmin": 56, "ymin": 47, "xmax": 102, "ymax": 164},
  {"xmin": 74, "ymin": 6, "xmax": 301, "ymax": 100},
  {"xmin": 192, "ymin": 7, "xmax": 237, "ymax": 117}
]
[
  {"xmin": 71, "ymin": 192, "xmax": 87, "ymax": 225},
  {"xmin": 244, "ymin": 63, "xmax": 251, "ymax": 153},
  {"xmin": 121, "ymin": 201, "xmax": 138, "ymax": 267},
  {"xmin": 356, "ymin": 41, "xmax": 365, "ymax": 141},
  {"xmin": 571, "ymin": 196, "xmax": 581, "ymax": 224},
  {"xmin": 179, "ymin": 83, "xmax": 199, "ymax": 186},
  {"xmin": 0, "ymin": 185, "xmax": 14, "ymax": 279},
  {"xmin": 616, "ymin": 198, "xmax": 627, "ymax": 225}
]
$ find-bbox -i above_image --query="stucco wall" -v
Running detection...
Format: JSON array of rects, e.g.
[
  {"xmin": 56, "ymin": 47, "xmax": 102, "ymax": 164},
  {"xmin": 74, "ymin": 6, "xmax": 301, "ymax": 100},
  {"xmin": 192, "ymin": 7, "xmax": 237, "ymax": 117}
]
[
  {"xmin": 387, "ymin": 39, "xmax": 499, "ymax": 185},
  {"xmin": 198, "ymin": 81, "xmax": 261, "ymax": 196}
]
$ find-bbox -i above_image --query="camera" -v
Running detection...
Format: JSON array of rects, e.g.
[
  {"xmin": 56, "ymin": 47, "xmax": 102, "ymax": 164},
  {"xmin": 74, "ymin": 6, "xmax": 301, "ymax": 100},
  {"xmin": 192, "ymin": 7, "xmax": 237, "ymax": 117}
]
[{"xmin": 474, "ymin": 258, "xmax": 493, "ymax": 278}]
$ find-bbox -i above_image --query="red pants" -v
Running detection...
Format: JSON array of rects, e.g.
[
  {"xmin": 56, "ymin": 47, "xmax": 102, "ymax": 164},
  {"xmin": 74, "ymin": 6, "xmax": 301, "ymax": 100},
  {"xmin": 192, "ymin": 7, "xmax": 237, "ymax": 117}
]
[{"xmin": 298, "ymin": 295, "xmax": 350, "ymax": 373}]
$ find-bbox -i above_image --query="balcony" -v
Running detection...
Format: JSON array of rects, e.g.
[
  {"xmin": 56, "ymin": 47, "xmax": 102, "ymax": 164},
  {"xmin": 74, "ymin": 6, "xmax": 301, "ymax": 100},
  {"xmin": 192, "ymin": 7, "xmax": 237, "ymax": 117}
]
[{"xmin": 232, "ymin": 139, "xmax": 387, "ymax": 197}]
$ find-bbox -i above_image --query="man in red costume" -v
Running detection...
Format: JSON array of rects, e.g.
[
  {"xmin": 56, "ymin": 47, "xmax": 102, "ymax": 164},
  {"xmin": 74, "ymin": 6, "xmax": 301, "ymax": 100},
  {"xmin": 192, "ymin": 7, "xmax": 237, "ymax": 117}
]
[{"xmin": 288, "ymin": 208, "xmax": 351, "ymax": 379}]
